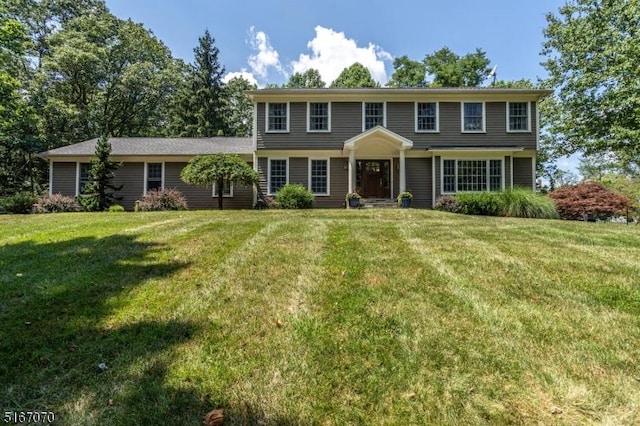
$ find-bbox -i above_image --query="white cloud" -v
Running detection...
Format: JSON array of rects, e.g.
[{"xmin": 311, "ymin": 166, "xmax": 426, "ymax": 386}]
[
  {"xmin": 291, "ymin": 26, "xmax": 392, "ymax": 86},
  {"xmin": 222, "ymin": 69, "xmax": 258, "ymax": 86},
  {"xmin": 247, "ymin": 26, "xmax": 284, "ymax": 80}
]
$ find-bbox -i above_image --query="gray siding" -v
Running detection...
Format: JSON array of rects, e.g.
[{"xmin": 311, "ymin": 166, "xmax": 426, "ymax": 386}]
[
  {"xmin": 406, "ymin": 158, "xmax": 432, "ymax": 208},
  {"xmin": 258, "ymin": 101, "xmax": 538, "ymax": 151},
  {"xmin": 51, "ymin": 162, "xmax": 77, "ymax": 196},
  {"xmin": 288, "ymin": 157, "xmax": 308, "ymax": 186},
  {"xmin": 513, "ymin": 157, "xmax": 534, "ymax": 189},
  {"xmin": 112, "ymin": 162, "xmax": 144, "ymax": 210},
  {"xmin": 257, "ymin": 157, "xmax": 268, "ymax": 197}
]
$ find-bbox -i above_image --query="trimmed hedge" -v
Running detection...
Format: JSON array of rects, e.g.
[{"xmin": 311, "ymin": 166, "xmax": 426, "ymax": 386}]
[{"xmin": 275, "ymin": 184, "xmax": 314, "ymax": 209}]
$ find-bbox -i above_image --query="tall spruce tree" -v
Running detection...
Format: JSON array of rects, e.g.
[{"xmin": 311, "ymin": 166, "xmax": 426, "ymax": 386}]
[
  {"xmin": 192, "ymin": 29, "xmax": 225, "ymax": 136},
  {"xmin": 80, "ymin": 135, "xmax": 122, "ymax": 211}
]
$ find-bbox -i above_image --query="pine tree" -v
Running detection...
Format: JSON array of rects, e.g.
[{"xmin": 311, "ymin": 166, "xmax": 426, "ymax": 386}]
[
  {"xmin": 192, "ymin": 29, "xmax": 225, "ymax": 136},
  {"xmin": 80, "ymin": 135, "xmax": 122, "ymax": 211}
]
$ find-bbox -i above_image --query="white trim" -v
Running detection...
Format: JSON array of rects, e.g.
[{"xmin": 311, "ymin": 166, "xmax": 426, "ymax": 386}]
[
  {"xmin": 143, "ymin": 162, "xmax": 165, "ymax": 195},
  {"xmin": 362, "ymin": 101, "xmax": 386, "ymax": 131},
  {"xmin": 252, "ymin": 152, "xmax": 258, "ymax": 206},
  {"xmin": 414, "ymin": 101, "xmax": 439, "ymax": 133},
  {"xmin": 532, "ymin": 156, "xmax": 536, "ymax": 191},
  {"xmin": 440, "ymin": 157, "xmax": 504, "ymax": 194},
  {"xmin": 267, "ymin": 157, "xmax": 289, "ymax": 195},
  {"xmin": 212, "ymin": 181, "xmax": 234, "ymax": 197},
  {"xmin": 306, "ymin": 101, "xmax": 331, "ymax": 133},
  {"xmin": 265, "ymin": 102, "xmax": 290, "ymax": 133},
  {"xmin": 460, "ymin": 101, "xmax": 486, "ymax": 133},
  {"xmin": 308, "ymin": 158, "xmax": 331, "ymax": 196},
  {"xmin": 506, "ymin": 101, "xmax": 531, "ymax": 133},
  {"xmin": 535, "ymin": 101, "xmax": 540, "ymax": 150},
  {"xmin": 252, "ymin": 101, "xmax": 258, "ymax": 151},
  {"xmin": 75, "ymin": 161, "xmax": 90, "ymax": 196},
  {"xmin": 510, "ymin": 155, "xmax": 514, "ymax": 189},
  {"xmin": 49, "ymin": 162, "xmax": 53, "ymax": 195},
  {"xmin": 431, "ymin": 156, "xmax": 436, "ymax": 207}
]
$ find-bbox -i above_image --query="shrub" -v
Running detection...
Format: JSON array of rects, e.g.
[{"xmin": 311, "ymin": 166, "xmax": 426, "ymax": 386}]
[
  {"xmin": 254, "ymin": 194, "xmax": 276, "ymax": 210},
  {"xmin": 136, "ymin": 188, "xmax": 188, "ymax": 211},
  {"xmin": 32, "ymin": 194, "xmax": 83, "ymax": 213},
  {"xmin": 455, "ymin": 192, "xmax": 502, "ymax": 216},
  {"xmin": 548, "ymin": 181, "xmax": 631, "ymax": 220},
  {"xmin": 0, "ymin": 193, "xmax": 37, "ymax": 214},
  {"xmin": 108, "ymin": 204, "xmax": 125, "ymax": 212},
  {"xmin": 275, "ymin": 184, "xmax": 314, "ymax": 209},
  {"xmin": 433, "ymin": 195, "xmax": 461, "ymax": 213},
  {"xmin": 499, "ymin": 188, "xmax": 559, "ymax": 219}
]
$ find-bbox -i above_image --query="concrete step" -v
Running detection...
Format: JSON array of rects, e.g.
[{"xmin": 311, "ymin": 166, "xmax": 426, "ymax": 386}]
[{"xmin": 359, "ymin": 198, "xmax": 398, "ymax": 208}]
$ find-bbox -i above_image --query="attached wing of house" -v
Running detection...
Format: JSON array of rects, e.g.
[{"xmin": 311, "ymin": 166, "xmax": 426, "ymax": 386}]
[{"xmin": 42, "ymin": 88, "xmax": 552, "ymax": 210}]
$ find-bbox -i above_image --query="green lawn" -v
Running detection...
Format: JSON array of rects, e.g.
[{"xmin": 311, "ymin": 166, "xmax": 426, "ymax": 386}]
[{"xmin": 1, "ymin": 210, "xmax": 639, "ymax": 425}]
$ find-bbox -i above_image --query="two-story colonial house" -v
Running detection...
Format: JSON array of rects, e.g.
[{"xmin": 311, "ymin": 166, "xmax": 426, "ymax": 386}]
[{"xmin": 42, "ymin": 88, "xmax": 551, "ymax": 209}]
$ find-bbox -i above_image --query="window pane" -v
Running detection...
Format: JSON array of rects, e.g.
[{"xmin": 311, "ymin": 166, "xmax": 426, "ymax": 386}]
[
  {"xmin": 309, "ymin": 102, "xmax": 328, "ymax": 131},
  {"xmin": 489, "ymin": 160, "xmax": 502, "ymax": 191},
  {"xmin": 310, "ymin": 159, "xmax": 328, "ymax": 194},
  {"xmin": 364, "ymin": 102, "xmax": 384, "ymax": 129},
  {"xmin": 417, "ymin": 102, "xmax": 436, "ymax": 131},
  {"xmin": 270, "ymin": 160, "xmax": 287, "ymax": 193},
  {"xmin": 443, "ymin": 159, "xmax": 456, "ymax": 193},
  {"xmin": 268, "ymin": 103, "xmax": 288, "ymax": 131},
  {"xmin": 147, "ymin": 163, "xmax": 162, "ymax": 191},
  {"xmin": 79, "ymin": 163, "xmax": 91, "ymax": 193},
  {"xmin": 463, "ymin": 102, "xmax": 483, "ymax": 131},
  {"xmin": 509, "ymin": 102, "xmax": 528, "ymax": 131},
  {"xmin": 214, "ymin": 180, "xmax": 232, "ymax": 196},
  {"xmin": 457, "ymin": 160, "xmax": 486, "ymax": 191}
]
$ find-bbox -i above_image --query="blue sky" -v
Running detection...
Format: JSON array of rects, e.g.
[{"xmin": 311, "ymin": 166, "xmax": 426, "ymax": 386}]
[
  {"xmin": 105, "ymin": 0, "xmax": 565, "ymax": 87},
  {"xmin": 104, "ymin": 0, "xmax": 578, "ymax": 173}
]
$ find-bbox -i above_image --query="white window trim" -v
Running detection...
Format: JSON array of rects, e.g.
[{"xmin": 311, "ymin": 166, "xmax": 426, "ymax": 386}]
[
  {"xmin": 307, "ymin": 102, "xmax": 331, "ymax": 133},
  {"xmin": 440, "ymin": 158, "xmax": 504, "ymax": 194},
  {"xmin": 414, "ymin": 101, "xmax": 439, "ymax": 133},
  {"xmin": 506, "ymin": 101, "xmax": 531, "ymax": 133},
  {"xmin": 461, "ymin": 102, "xmax": 486, "ymax": 133},
  {"xmin": 212, "ymin": 181, "xmax": 234, "ymax": 198},
  {"xmin": 267, "ymin": 157, "xmax": 289, "ymax": 195},
  {"xmin": 308, "ymin": 158, "xmax": 331, "ymax": 196},
  {"xmin": 144, "ymin": 162, "xmax": 165, "ymax": 195},
  {"xmin": 265, "ymin": 102, "xmax": 290, "ymax": 133},
  {"xmin": 362, "ymin": 101, "xmax": 387, "ymax": 131}
]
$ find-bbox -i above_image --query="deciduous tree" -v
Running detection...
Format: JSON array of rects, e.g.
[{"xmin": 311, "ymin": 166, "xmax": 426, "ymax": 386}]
[
  {"xmin": 286, "ymin": 68, "xmax": 325, "ymax": 88},
  {"xmin": 330, "ymin": 63, "xmax": 379, "ymax": 88},
  {"xmin": 387, "ymin": 55, "xmax": 426, "ymax": 88},
  {"xmin": 424, "ymin": 47, "xmax": 491, "ymax": 87}
]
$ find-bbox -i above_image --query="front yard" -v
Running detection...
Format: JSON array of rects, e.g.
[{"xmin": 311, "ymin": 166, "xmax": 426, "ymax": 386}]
[{"xmin": 1, "ymin": 210, "xmax": 639, "ymax": 424}]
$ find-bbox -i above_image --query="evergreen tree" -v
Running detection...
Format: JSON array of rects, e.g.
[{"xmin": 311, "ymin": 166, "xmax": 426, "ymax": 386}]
[
  {"xmin": 192, "ymin": 29, "xmax": 225, "ymax": 136},
  {"xmin": 80, "ymin": 135, "xmax": 122, "ymax": 211}
]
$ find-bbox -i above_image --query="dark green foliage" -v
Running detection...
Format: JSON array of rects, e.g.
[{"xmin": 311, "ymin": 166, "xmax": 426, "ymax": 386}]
[
  {"xmin": 221, "ymin": 76, "xmax": 257, "ymax": 137},
  {"xmin": 433, "ymin": 195, "xmax": 461, "ymax": 213},
  {"xmin": 424, "ymin": 47, "xmax": 491, "ymax": 87},
  {"xmin": 108, "ymin": 204, "xmax": 124, "ymax": 212},
  {"xmin": 388, "ymin": 55, "xmax": 426, "ymax": 88},
  {"xmin": 330, "ymin": 63, "xmax": 379, "ymax": 88},
  {"xmin": 32, "ymin": 193, "xmax": 83, "ymax": 213},
  {"xmin": 0, "ymin": 192, "xmax": 36, "ymax": 214},
  {"xmin": 79, "ymin": 136, "xmax": 122, "ymax": 211},
  {"xmin": 455, "ymin": 192, "xmax": 502, "ymax": 216},
  {"xmin": 181, "ymin": 154, "xmax": 258, "ymax": 210},
  {"xmin": 286, "ymin": 69, "xmax": 325, "ymax": 88},
  {"xmin": 136, "ymin": 188, "xmax": 187, "ymax": 211},
  {"xmin": 275, "ymin": 184, "xmax": 314, "ymax": 209}
]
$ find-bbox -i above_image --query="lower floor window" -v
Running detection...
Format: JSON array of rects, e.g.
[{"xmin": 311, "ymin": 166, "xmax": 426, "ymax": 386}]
[
  {"xmin": 78, "ymin": 162, "xmax": 90, "ymax": 194},
  {"xmin": 269, "ymin": 159, "xmax": 287, "ymax": 194},
  {"xmin": 309, "ymin": 159, "xmax": 329, "ymax": 195},
  {"xmin": 213, "ymin": 180, "xmax": 233, "ymax": 197},
  {"xmin": 443, "ymin": 159, "xmax": 502, "ymax": 192},
  {"xmin": 146, "ymin": 163, "xmax": 163, "ymax": 192}
]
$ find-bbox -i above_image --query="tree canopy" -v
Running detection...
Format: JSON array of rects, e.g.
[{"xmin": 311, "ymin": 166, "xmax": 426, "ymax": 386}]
[
  {"xmin": 286, "ymin": 68, "xmax": 325, "ymax": 88},
  {"xmin": 387, "ymin": 55, "xmax": 426, "ymax": 88},
  {"xmin": 424, "ymin": 47, "xmax": 491, "ymax": 87},
  {"xmin": 180, "ymin": 154, "xmax": 259, "ymax": 209},
  {"xmin": 542, "ymin": 0, "xmax": 640, "ymax": 168},
  {"xmin": 330, "ymin": 63, "xmax": 379, "ymax": 88}
]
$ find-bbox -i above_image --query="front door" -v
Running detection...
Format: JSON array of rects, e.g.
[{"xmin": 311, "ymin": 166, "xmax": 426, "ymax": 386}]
[{"xmin": 357, "ymin": 160, "xmax": 391, "ymax": 198}]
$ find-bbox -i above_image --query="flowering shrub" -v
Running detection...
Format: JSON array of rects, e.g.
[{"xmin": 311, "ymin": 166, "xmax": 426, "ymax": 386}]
[
  {"xmin": 434, "ymin": 195, "xmax": 461, "ymax": 213},
  {"xmin": 136, "ymin": 188, "xmax": 188, "ymax": 211},
  {"xmin": 32, "ymin": 194, "xmax": 83, "ymax": 213},
  {"xmin": 548, "ymin": 181, "xmax": 631, "ymax": 220}
]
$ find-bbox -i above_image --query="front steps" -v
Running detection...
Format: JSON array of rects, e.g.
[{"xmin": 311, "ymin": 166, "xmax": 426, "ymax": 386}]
[{"xmin": 358, "ymin": 198, "xmax": 398, "ymax": 209}]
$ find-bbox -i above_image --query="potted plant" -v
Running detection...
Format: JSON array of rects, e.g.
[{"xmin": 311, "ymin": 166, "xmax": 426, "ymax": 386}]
[
  {"xmin": 346, "ymin": 191, "xmax": 361, "ymax": 208},
  {"xmin": 397, "ymin": 191, "xmax": 413, "ymax": 208}
]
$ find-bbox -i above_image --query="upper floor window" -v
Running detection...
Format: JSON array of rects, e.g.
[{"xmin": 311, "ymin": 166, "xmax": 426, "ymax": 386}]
[
  {"xmin": 266, "ymin": 102, "xmax": 289, "ymax": 132},
  {"xmin": 268, "ymin": 158, "xmax": 288, "ymax": 194},
  {"xmin": 462, "ymin": 102, "xmax": 485, "ymax": 132},
  {"xmin": 508, "ymin": 102, "xmax": 530, "ymax": 132},
  {"xmin": 78, "ymin": 162, "xmax": 90, "ymax": 194},
  {"xmin": 309, "ymin": 159, "xmax": 329, "ymax": 195},
  {"xmin": 145, "ymin": 162, "xmax": 163, "ymax": 193},
  {"xmin": 416, "ymin": 102, "xmax": 438, "ymax": 132},
  {"xmin": 308, "ymin": 102, "xmax": 330, "ymax": 132},
  {"xmin": 363, "ymin": 102, "xmax": 385, "ymax": 130},
  {"xmin": 442, "ymin": 159, "xmax": 502, "ymax": 193}
]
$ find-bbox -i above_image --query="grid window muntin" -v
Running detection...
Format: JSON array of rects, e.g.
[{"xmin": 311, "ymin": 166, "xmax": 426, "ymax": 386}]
[
  {"xmin": 213, "ymin": 180, "xmax": 233, "ymax": 197},
  {"xmin": 77, "ymin": 162, "xmax": 91, "ymax": 195},
  {"xmin": 462, "ymin": 102, "xmax": 485, "ymax": 132},
  {"xmin": 363, "ymin": 102, "xmax": 385, "ymax": 130},
  {"xmin": 266, "ymin": 102, "xmax": 289, "ymax": 132},
  {"xmin": 145, "ymin": 163, "xmax": 163, "ymax": 193},
  {"xmin": 508, "ymin": 102, "xmax": 530, "ymax": 132},
  {"xmin": 309, "ymin": 158, "xmax": 329, "ymax": 195},
  {"xmin": 308, "ymin": 102, "xmax": 330, "ymax": 132},
  {"xmin": 416, "ymin": 102, "xmax": 438, "ymax": 132},
  {"xmin": 268, "ymin": 158, "xmax": 288, "ymax": 194},
  {"xmin": 442, "ymin": 159, "xmax": 503, "ymax": 193}
]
